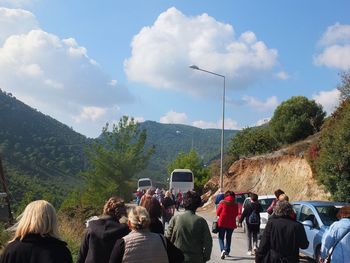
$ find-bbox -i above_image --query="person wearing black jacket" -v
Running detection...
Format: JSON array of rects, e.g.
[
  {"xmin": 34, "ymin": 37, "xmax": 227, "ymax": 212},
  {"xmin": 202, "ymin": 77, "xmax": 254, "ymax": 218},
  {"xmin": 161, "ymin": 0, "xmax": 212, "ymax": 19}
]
[
  {"xmin": 255, "ymin": 201, "xmax": 309, "ymax": 263},
  {"xmin": 77, "ymin": 197, "xmax": 130, "ymax": 263},
  {"xmin": 239, "ymin": 193, "xmax": 262, "ymax": 255},
  {"xmin": 0, "ymin": 200, "xmax": 72, "ymax": 263}
]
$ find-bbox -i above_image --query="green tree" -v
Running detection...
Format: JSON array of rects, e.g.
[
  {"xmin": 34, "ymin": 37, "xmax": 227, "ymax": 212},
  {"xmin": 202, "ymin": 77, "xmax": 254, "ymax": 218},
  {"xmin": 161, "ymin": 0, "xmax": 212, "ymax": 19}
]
[
  {"xmin": 314, "ymin": 98, "xmax": 350, "ymax": 202},
  {"xmin": 229, "ymin": 127, "xmax": 279, "ymax": 158},
  {"xmin": 337, "ymin": 70, "xmax": 350, "ymax": 101},
  {"xmin": 270, "ymin": 96, "xmax": 325, "ymax": 144},
  {"xmin": 81, "ymin": 116, "xmax": 154, "ymax": 208},
  {"xmin": 167, "ymin": 149, "xmax": 209, "ymax": 192}
]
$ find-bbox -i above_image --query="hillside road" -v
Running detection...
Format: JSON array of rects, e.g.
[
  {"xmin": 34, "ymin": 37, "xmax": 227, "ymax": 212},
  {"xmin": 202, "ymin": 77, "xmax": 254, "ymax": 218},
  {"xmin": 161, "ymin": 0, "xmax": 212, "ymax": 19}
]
[{"xmin": 196, "ymin": 210, "xmax": 313, "ymax": 263}]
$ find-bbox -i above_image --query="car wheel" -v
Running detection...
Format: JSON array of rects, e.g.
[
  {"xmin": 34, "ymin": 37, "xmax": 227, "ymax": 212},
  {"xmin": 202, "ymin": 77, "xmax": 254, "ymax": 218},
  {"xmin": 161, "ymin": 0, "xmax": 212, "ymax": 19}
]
[{"xmin": 314, "ymin": 245, "xmax": 321, "ymax": 263}]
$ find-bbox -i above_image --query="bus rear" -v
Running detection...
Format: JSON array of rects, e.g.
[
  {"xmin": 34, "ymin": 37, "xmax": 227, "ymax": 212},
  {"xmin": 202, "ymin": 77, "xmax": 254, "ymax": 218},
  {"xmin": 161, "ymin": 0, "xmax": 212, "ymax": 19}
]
[
  {"xmin": 137, "ymin": 178, "xmax": 153, "ymax": 191},
  {"xmin": 170, "ymin": 169, "xmax": 194, "ymax": 194}
]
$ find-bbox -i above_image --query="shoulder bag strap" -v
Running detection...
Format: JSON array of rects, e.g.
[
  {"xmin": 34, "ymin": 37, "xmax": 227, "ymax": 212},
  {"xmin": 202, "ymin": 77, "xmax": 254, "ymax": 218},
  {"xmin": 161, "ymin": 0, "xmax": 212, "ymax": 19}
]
[{"xmin": 327, "ymin": 227, "xmax": 350, "ymax": 259}]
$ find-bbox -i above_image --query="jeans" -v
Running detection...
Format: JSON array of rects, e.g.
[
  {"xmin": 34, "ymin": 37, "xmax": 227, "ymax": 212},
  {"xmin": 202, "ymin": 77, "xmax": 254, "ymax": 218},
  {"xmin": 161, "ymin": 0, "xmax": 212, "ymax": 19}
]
[
  {"xmin": 246, "ymin": 228, "xmax": 258, "ymax": 251},
  {"xmin": 218, "ymin": 227, "xmax": 234, "ymax": 254}
]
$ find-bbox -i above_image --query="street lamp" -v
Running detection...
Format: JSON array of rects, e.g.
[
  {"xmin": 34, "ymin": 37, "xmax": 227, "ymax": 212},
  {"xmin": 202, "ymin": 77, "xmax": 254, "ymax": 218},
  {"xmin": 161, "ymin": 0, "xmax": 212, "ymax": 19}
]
[{"xmin": 189, "ymin": 65, "xmax": 226, "ymax": 190}]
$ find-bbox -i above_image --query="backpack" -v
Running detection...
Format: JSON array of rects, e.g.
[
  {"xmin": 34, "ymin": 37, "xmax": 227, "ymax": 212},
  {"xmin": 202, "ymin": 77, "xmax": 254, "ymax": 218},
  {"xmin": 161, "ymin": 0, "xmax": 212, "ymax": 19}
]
[{"xmin": 248, "ymin": 208, "xmax": 259, "ymax": 225}]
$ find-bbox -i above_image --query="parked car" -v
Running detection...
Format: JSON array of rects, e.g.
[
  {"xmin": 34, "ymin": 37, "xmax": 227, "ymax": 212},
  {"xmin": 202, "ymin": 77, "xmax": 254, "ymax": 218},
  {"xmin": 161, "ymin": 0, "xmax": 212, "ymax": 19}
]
[
  {"xmin": 291, "ymin": 201, "xmax": 350, "ymax": 261},
  {"xmin": 241, "ymin": 195, "xmax": 275, "ymax": 233}
]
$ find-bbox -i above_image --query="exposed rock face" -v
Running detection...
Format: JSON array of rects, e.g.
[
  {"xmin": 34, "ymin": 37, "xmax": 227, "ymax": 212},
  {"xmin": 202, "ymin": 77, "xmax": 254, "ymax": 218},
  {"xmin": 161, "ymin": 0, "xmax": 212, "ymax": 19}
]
[{"xmin": 206, "ymin": 155, "xmax": 330, "ymax": 201}]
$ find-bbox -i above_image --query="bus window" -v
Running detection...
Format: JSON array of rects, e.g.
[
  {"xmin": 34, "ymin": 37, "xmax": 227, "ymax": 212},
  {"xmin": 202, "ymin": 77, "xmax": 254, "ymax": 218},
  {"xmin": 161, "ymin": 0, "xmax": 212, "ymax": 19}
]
[{"xmin": 172, "ymin": 172, "xmax": 193, "ymax": 182}]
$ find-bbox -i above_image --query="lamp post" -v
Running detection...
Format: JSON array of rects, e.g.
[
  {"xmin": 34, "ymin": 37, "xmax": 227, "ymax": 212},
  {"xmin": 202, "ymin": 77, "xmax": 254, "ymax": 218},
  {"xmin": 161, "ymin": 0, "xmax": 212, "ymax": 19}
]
[{"xmin": 189, "ymin": 65, "xmax": 225, "ymax": 190}]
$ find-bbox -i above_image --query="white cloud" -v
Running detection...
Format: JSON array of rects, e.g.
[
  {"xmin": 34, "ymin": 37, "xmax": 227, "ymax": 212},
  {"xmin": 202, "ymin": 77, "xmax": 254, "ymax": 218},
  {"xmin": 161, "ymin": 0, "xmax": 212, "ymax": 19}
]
[
  {"xmin": 0, "ymin": 7, "xmax": 132, "ymax": 137},
  {"xmin": 134, "ymin": 116, "xmax": 145, "ymax": 123},
  {"xmin": 274, "ymin": 71, "xmax": 289, "ymax": 80},
  {"xmin": 0, "ymin": 7, "xmax": 38, "ymax": 44},
  {"xmin": 313, "ymin": 88, "xmax": 340, "ymax": 115},
  {"xmin": 255, "ymin": 118, "xmax": 270, "ymax": 126},
  {"xmin": 314, "ymin": 23, "xmax": 350, "ymax": 70},
  {"xmin": 73, "ymin": 106, "xmax": 107, "ymax": 123},
  {"xmin": 124, "ymin": 7, "xmax": 278, "ymax": 97},
  {"xmin": 0, "ymin": 0, "xmax": 34, "ymax": 8},
  {"xmin": 192, "ymin": 118, "xmax": 239, "ymax": 130},
  {"xmin": 242, "ymin": 95, "xmax": 278, "ymax": 111},
  {"xmin": 159, "ymin": 110, "xmax": 188, "ymax": 124}
]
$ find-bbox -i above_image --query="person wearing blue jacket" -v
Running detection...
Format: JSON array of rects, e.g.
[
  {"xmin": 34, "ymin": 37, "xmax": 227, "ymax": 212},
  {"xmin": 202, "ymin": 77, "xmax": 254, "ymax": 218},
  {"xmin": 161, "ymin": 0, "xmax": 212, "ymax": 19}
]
[{"xmin": 320, "ymin": 206, "xmax": 350, "ymax": 263}]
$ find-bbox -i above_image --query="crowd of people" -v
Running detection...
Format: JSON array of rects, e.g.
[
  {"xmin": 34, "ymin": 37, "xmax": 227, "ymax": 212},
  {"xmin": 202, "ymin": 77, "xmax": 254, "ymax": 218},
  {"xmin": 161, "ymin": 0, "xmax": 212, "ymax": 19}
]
[{"xmin": 0, "ymin": 187, "xmax": 349, "ymax": 263}]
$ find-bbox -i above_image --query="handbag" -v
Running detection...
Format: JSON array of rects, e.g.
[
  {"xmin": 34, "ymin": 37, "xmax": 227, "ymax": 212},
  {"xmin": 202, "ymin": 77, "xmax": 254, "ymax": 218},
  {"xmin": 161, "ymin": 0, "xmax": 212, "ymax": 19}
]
[{"xmin": 212, "ymin": 221, "xmax": 219, "ymax": 233}]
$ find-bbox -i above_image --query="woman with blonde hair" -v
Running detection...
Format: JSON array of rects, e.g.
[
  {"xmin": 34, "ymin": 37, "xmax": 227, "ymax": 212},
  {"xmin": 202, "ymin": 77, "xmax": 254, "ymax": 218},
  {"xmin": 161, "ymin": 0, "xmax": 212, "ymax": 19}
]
[
  {"xmin": 109, "ymin": 206, "xmax": 184, "ymax": 263},
  {"xmin": 0, "ymin": 200, "xmax": 72, "ymax": 263}
]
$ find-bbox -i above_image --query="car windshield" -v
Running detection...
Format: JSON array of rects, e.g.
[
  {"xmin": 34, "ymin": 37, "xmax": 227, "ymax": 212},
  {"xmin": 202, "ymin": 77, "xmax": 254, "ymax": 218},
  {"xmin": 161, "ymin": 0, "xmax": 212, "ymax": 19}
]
[
  {"xmin": 138, "ymin": 180, "xmax": 151, "ymax": 187},
  {"xmin": 259, "ymin": 198, "xmax": 275, "ymax": 212},
  {"xmin": 316, "ymin": 205, "xmax": 341, "ymax": 226}
]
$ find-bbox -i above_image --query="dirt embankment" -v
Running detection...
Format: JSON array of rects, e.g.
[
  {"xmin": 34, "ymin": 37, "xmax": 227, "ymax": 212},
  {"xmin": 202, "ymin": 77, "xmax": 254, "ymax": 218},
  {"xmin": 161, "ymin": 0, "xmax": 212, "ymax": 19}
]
[{"xmin": 205, "ymin": 136, "xmax": 330, "ymax": 201}]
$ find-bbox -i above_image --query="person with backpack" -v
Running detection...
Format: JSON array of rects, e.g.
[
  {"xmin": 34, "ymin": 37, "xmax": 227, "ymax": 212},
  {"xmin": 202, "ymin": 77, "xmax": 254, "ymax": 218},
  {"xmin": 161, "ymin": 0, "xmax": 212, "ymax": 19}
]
[{"xmin": 238, "ymin": 193, "xmax": 262, "ymax": 256}]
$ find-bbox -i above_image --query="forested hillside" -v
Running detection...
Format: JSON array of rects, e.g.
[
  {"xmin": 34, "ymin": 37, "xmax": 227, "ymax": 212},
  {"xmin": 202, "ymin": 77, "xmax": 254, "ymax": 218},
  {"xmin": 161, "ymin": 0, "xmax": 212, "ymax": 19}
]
[
  {"xmin": 139, "ymin": 121, "xmax": 238, "ymax": 181},
  {"xmin": 0, "ymin": 90, "xmax": 88, "ymax": 209},
  {"xmin": 0, "ymin": 90, "xmax": 237, "ymax": 208}
]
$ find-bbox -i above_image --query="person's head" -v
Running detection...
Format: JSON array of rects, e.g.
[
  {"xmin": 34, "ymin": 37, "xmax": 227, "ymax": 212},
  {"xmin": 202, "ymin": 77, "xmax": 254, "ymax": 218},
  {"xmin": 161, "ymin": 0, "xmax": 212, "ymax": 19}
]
[
  {"xmin": 224, "ymin": 191, "xmax": 235, "ymax": 199},
  {"xmin": 155, "ymin": 188, "xmax": 160, "ymax": 194},
  {"xmin": 128, "ymin": 206, "xmax": 150, "ymax": 230},
  {"xmin": 278, "ymin": 194, "xmax": 289, "ymax": 202},
  {"xmin": 103, "ymin": 197, "xmax": 127, "ymax": 221},
  {"xmin": 148, "ymin": 198, "xmax": 162, "ymax": 219},
  {"xmin": 183, "ymin": 191, "xmax": 201, "ymax": 212},
  {"xmin": 250, "ymin": 193, "xmax": 258, "ymax": 202},
  {"xmin": 274, "ymin": 189, "xmax": 285, "ymax": 199},
  {"xmin": 11, "ymin": 200, "xmax": 59, "ymax": 241},
  {"xmin": 337, "ymin": 206, "xmax": 350, "ymax": 219},
  {"xmin": 273, "ymin": 201, "xmax": 294, "ymax": 217},
  {"xmin": 145, "ymin": 189, "xmax": 152, "ymax": 195},
  {"xmin": 165, "ymin": 191, "xmax": 171, "ymax": 198}
]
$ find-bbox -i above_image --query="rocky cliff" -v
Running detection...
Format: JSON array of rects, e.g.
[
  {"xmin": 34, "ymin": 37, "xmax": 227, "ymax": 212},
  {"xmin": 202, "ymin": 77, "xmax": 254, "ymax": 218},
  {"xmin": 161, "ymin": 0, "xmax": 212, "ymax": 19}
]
[{"xmin": 205, "ymin": 135, "xmax": 330, "ymax": 201}]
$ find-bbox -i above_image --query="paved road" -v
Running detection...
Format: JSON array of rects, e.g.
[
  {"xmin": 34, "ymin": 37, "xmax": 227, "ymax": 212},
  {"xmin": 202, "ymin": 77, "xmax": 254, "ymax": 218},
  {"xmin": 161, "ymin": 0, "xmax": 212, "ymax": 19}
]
[{"xmin": 196, "ymin": 210, "xmax": 314, "ymax": 263}]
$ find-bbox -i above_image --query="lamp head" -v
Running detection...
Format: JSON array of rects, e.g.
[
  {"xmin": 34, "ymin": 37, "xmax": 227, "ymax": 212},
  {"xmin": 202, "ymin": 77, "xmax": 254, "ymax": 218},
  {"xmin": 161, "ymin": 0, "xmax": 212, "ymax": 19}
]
[{"xmin": 189, "ymin": 65, "xmax": 199, "ymax": 70}]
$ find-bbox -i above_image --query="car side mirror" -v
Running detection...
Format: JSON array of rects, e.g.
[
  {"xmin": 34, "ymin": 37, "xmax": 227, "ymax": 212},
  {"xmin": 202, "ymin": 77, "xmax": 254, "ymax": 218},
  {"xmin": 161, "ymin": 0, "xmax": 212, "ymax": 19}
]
[{"xmin": 302, "ymin": 220, "xmax": 314, "ymax": 228}]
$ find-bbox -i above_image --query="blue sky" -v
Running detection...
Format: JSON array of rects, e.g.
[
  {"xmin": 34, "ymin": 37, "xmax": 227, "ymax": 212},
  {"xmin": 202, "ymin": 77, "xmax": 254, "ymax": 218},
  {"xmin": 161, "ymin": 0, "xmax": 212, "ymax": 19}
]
[{"xmin": 0, "ymin": 0, "xmax": 349, "ymax": 137}]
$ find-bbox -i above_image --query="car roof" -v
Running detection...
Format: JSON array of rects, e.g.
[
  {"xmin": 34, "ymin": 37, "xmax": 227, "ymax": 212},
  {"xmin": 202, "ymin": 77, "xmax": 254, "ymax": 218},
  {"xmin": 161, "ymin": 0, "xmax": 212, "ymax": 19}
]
[{"xmin": 291, "ymin": 201, "xmax": 350, "ymax": 206}]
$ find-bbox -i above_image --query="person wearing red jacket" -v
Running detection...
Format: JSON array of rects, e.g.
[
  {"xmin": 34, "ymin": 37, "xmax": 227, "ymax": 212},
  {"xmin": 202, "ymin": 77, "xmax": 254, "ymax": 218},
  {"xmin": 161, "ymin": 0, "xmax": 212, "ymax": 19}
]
[{"xmin": 216, "ymin": 191, "xmax": 239, "ymax": 259}]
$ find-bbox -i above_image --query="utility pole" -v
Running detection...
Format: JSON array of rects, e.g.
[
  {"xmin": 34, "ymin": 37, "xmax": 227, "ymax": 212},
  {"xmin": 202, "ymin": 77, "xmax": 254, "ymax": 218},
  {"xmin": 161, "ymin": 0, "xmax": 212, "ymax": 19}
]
[{"xmin": 0, "ymin": 156, "xmax": 14, "ymax": 223}]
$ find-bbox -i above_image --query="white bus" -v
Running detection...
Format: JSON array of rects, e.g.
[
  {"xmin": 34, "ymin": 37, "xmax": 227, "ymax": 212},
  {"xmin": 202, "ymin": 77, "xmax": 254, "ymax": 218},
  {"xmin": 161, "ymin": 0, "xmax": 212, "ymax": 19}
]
[
  {"xmin": 137, "ymin": 178, "xmax": 153, "ymax": 191},
  {"xmin": 170, "ymin": 169, "xmax": 194, "ymax": 194}
]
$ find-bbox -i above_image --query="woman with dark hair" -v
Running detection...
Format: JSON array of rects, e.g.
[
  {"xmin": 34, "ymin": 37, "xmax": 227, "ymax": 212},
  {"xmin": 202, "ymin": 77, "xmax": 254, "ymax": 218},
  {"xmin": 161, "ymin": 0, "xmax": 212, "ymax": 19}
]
[
  {"xmin": 77, "ymin": 197, "xmax": 130, "ymax": 263},
  {"xmin": 267, "ymin": 189, "xmax": 285, "ymax": 215},
  {"xmin": 216, "ymin": 191, "xmax": 239, "ymax": 259},
  {"xmin": 238, "ymin": 193, "xmax": 262, "ymax": 255},
  {"xmin": 166, "ymin": 191, "xmax": 212, "ymax": 263},
  {"xmin": 149, "ymin": 196, "xmax": 164, "ymax": 234}
]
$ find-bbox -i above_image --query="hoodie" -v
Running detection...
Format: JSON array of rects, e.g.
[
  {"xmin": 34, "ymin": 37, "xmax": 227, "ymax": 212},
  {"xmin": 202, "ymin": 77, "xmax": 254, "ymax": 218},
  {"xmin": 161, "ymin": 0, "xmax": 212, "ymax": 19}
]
[
  {"xmin": 216, "ymin": 196, "xmax": 239, "ymax": 229},
  {"xmin": 77, "ymin": 215, "xmax": 130, "ymax": 263}
]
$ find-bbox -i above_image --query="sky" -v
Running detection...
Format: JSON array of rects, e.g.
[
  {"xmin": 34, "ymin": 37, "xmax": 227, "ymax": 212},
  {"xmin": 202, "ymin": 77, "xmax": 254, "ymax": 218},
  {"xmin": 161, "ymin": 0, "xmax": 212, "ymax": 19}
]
[{"xmin": 0, "ymin": 0, "xmax": 349, "ymax": 138}]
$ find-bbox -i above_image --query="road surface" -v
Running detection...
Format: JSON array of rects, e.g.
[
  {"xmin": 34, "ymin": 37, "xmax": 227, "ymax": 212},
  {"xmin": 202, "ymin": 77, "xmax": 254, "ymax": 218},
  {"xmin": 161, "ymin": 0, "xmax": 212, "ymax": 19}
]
[{"xmin": 196, "ymin": 209, "xmax": 314, "ymax": 263}]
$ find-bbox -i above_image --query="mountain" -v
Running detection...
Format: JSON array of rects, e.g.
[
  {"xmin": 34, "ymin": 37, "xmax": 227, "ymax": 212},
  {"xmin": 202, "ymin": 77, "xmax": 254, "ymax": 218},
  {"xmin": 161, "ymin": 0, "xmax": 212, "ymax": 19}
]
[
  {"xmin": 0, "ymin": 90, "xmax": 89, "ymax": 207},
  {"xmin": 138, "ymin": 121, "xmax": 238, "ymax": 181},
  {"xmin": 0, "ymin": 90, "xmax": 238, "ymax": 207}
]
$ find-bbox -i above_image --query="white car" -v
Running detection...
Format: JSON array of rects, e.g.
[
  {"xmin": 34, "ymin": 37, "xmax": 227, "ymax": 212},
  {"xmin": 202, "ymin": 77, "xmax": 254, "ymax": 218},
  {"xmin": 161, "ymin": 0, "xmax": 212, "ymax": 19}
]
[{"xmin": 241, "ymin": 195, "xmax": 275, "ymax": 233}]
